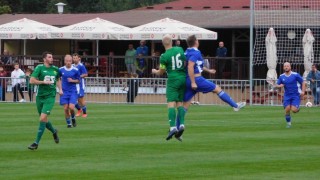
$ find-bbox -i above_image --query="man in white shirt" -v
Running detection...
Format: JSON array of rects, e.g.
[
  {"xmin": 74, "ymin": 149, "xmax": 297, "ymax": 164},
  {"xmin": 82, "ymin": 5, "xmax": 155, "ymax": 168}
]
[{"xmin": 11, "ymin": 63, "xmax": 25, "ymax": 102}]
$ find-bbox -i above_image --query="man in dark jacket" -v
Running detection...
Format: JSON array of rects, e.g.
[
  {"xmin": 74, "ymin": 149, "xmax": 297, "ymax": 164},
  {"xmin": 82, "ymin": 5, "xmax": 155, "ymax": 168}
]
[{"xmin": 216, "ymin": 41, "xmax": 227, "ymax": 79}]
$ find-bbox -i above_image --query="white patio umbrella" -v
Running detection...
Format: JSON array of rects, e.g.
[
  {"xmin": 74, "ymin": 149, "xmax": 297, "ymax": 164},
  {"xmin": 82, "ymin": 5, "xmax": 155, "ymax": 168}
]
[
  {"xmin": 265, "ymin": 27, "xmax": 278, "ymax": 84},
  {"xmin": 302, "ymin": 29, "xmax": 315, "ymax": 79},
  {"xmin": 50, "ymin": 17, "xmax": 137, "ymax": 66},
  {"xmin": 0, "ymin": 18, "xmax": 59, "ymax": 55},
  {"xmin": 132, "ymin": 17, "xmax": 217, "ymax": 40},
  {"xmin": 50, "ymin": 17, "xmax": 135, "ymax": 40}
]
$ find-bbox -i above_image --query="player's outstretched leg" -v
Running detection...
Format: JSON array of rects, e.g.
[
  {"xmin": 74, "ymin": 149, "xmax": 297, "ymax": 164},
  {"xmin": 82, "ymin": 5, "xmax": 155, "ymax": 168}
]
[
  {"xmin": 215, "ymin": 88, "xmax": 246, "ymax": 111},
  {"xmin": 166, "ymin": 107, "xmax": 178, "ymax": 140}
]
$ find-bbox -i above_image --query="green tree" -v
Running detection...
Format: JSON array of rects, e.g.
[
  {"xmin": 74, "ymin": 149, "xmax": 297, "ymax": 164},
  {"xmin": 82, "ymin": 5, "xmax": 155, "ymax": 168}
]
[
  {"xmin": 0, "ymin": 0, "xmax": 174, "ymax": 14},
  {"xmin": 20, "ymin": 0, "xmax": 48, "ymax": 13},
  {"xmin": 7, "ymin": 0, "xmax": 21, "ymax": 13},
  {"xmin": 66, "ymin": 0, "xmax": 104, "ymax": 13},
  {"xmin": 0, "ymin": 5, "xmax": 11, "ymax": 14}
]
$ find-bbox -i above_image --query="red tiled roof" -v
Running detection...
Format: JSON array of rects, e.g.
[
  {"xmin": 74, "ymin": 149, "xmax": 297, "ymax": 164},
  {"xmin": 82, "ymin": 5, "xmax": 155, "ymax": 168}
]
[
  {"xmin": 136, "ymin": 0, "xmax": 320, "ymax": 10},
  {"xmin": 136, "ymin": 0, "xmax": 250, "ymax": 10},
  {"xmin": 0, "ymin": 0, "xmax": 318, "ymax": 29},
  {"xmin": 0, "ymin": 10, "xmax": 250, "ymax": 28}
]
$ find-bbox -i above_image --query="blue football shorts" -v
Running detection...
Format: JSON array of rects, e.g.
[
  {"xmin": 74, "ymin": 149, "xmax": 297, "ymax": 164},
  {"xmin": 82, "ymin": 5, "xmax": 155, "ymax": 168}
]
[
  {"xmin": 283, "ymin": 95, "xmax": 301, "ymax": 109},
  {"xmin": 60, "ymin": 91, "xmax": 78, "ymax": 105},
  {"xmin": 183, "ymin": 76, "xmax": 216, "ymax": 102}
]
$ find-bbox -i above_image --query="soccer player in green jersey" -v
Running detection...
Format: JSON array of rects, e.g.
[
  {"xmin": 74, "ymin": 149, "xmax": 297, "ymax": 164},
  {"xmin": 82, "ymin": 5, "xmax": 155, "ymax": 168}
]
[
  {"xmin": 152, "ymin": 34, "xmax": 187, "ymax": 141},
  {"xmin": 28, "ymin": 51, "xmax": 62, "ymax": 150}
]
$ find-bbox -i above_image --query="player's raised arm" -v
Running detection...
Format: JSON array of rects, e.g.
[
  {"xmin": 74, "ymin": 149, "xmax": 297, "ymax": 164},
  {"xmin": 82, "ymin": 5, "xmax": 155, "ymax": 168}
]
[{"xmin": 202, "ymin": 67, "xmax": 216, "ymax": 74}]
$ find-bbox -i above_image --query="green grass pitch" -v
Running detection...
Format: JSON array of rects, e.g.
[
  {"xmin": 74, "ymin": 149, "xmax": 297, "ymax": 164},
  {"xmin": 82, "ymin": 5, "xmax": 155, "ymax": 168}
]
[{"xmin": 0, "ymin": 103, "xmax": 320, "ymax": 179}]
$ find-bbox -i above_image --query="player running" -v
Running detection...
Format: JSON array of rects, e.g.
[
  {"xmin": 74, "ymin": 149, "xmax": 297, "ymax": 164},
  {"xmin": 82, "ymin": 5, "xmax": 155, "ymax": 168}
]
[
  {"xmin": 28, "ymin": 51, "xmax": 62, "ymax": 150},
  {"xmin": 273, "ymin": 62, "xmax": 306, "ymax": 128},
  {"xmin": 72, "ymin": 53, "xmax": 88, "ymax": 118},
  {"xmin": 59, "ymin": 55, "xmax": 80, "ymax": 128},
  {"xmin": 152, "ymin": 34, "xmax": 187, "ymax": 141},
  {"xmin": 175, "ymin": 35, "xmax": 246, "ymax": 140}
]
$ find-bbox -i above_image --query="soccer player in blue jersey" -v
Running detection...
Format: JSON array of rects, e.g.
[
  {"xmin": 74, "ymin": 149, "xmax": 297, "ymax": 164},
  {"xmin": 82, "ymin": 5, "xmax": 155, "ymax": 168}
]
[
  {"xmin": 72, "ymin": 53, "xmax": 88, "ymax": 118},
  {"xmin": 274, "ymin": 62, "xmax": 306, "ymax": 128},
  {"xmin": 59, "ymin": 55, "xmax": 80, "ymax": 128},
  {"xmin": 175, "ymin": 35, "xmax": 246, "ymax": 140}
]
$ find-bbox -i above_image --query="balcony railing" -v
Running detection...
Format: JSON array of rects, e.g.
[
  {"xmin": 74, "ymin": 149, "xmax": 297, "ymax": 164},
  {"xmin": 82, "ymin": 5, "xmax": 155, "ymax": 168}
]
[{"xmin": 1, "ymin": 55, "xmax": 252, "ymax": 79}]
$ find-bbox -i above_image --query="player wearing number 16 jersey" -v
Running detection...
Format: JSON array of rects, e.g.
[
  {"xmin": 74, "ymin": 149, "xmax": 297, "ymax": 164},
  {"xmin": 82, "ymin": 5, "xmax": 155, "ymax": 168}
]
[{"xmin": 152, "ymin": 34, "xmax": 187, "ymax": 141}]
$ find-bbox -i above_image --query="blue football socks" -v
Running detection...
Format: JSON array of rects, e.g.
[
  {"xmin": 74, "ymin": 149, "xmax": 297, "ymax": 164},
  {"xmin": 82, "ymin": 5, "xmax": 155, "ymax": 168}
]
[
  {"xmin": 75, "ymin": 103, "xmax": 81, "ymax": 110},
  {"xmin": 82, "ymin": 106, "xmax": 87, "ymax": 114},
  {"xmin": 217, "ymin": 91, "xmax": 238, "ymax": 108}
]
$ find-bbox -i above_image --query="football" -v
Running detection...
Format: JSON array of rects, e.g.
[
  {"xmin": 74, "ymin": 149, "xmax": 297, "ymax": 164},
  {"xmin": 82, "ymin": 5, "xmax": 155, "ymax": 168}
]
[{"xmin": 305, "ymin": 102, "xmax": 313, "ymax": 107}]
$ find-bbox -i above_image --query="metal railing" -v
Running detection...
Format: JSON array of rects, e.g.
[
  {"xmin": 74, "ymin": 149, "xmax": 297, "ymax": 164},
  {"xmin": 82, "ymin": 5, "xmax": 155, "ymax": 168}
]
[
  {"xmin": 1, "ymin": 55, "xmax": 249, "ymax": 79},
  {"xmin": 0, "ymin": 77, "xmax": 317, "ymax": 106}
]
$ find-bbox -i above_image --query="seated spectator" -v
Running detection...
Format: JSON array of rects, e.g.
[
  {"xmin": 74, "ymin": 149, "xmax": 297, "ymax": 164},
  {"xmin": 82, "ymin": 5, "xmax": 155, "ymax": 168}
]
[{"xmin": 0, "ymin": 65, "xmax": 8, "ymax": 101}]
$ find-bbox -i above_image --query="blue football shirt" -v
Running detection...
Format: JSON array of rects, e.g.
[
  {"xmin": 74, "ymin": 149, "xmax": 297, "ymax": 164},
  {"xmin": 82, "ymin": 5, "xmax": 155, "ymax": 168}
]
[
  {"xmin": 59, "ymin": 66, "xmax": 80, "ymax": 93},
  {"xmin": 277, "ymin": 72, "xmax": 304, "ymax": 97},
  {"xmin": 185, "ymin": 47, "xmax": 204, "ymax": 74},
  {"xmin": 73, "ymin": 63, "xmax": 87, "ymax": 92}
]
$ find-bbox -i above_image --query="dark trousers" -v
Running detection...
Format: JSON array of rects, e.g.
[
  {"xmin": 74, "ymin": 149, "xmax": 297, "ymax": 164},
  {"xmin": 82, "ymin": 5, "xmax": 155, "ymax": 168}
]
[
  {"xmin": 127, "ymin": 79, "xmax": 138, "ymax": 103},
  {"xmin": 21, "ymin": 87, "xmax": 34, "ymax": 102},
  {"xmin": 311, "ymin": 87, "xmax": 320, "ymax": 105},
  {"xmin": 13, "ymin": 83, "xmax": 24, "ymax": 102},
  {"xmin": 127, "ymin": 91, "xmax": 137, "ymax": 103},
  {"xmin": 218, "ymin": 60, "xmax": 226, "ymax": 79}
]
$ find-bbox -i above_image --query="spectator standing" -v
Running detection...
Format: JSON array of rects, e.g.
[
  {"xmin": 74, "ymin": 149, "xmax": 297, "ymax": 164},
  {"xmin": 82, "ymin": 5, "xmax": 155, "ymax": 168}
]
[
  {"xmin": 216, "ymin": 41, "xmax": 228, "ymax": 79},
  {"xmin": 306, "ymin": 64, "xmax": 320, "ymax": 105},
  {"xmin": 125, "ymin": 44, "xmax": 137, "ymax": 76},
  {"xmin": 82, "ymin": 51, "xmax": 93, "ymax": 66},
  {"xmin": 0, "ymin": 65, "xmax": 8, "ymax": 101},
  {"xmin": 25, "ymin": 68, "xmax": 35, "ymax": 102},
  {"xmin": 1, "ymin": 49, "xmax": 13, "ymax": 65},
  {"xmin": 11, "ymin": 63, "xmax": 25, "ymax": 102},
  {"xmin": 136, "ymin": 40, "xmax": 149, "ymax": 78},
  {"xmin": 175, "ymin": 40, "xmax": 181, "ymax": 47}
]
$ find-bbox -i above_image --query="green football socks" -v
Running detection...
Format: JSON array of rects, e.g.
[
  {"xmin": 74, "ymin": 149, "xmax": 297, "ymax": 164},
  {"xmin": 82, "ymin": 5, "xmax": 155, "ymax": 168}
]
[
  {"xmin": 168, "ymin": 107, "xmax": 176, "ymax": 127},
  {"xmin": 46, "ymin": 121, "xmax": 56, "ymax": 134},
  {"xmin": 35, "ymin": 122, "xmax": 46, "ymax": 144},
  {"xmin": 177, "ymin": 106, "xmax": 185, "ymax": 125}
]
